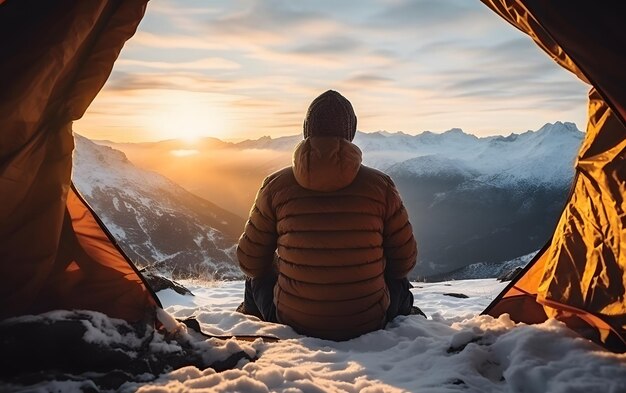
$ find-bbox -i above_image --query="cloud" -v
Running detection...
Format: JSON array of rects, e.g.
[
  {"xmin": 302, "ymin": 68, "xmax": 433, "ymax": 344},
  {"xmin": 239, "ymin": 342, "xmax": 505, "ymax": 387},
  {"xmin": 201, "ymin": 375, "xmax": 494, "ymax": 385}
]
[
  {"xmin": 103, "ymin": 72, "xmax": 316, "ymax": 114},
  {"xmin": 290, "ymin": 36, "xmax": 363, "ymax": 55},
  {"xmin": 117, "ymin": 58, "xmax": 240, "ymax": 70},
  {"xmin": 205, "ymin": 0, "xmax": 329, "ymax": 33},
  {"xmin": 105, "ymin": 72, "xmax": 232, "ymax": 93},
  {"xmin": 231, "ymin": 98, "xmax": 280, "ymax": 108},
  {"xmin": 273, "ymin": 110, "xmax": 301, "ymax": 116},
  {"xmin": 148, "ymin": 2, "xmax": 220, "ymax": 17},
  {"xmin": 369, "ymin": 0, "xmax": 494, "ymax": 30},
  {"xmin": 343, "ymin": 74, "xmax": 394, "ymax": 86},
  {"xmin": 129, "ymin": 31, "xmax": 224, "ymax": 50},
  {"xmin": 197, "ymin": 1, "xmax": 336, "ymax": 50},
  {"xmin": 394, "ymin": 33, "xmax": 587, "ymax": 112}
]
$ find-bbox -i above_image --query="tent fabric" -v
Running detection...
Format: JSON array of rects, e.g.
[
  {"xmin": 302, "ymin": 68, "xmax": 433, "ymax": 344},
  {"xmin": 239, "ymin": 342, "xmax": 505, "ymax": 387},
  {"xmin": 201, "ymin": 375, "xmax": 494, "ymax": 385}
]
[
  {"xmin": 43, "ymin": 186, "xmax": 160, "ymax": 321},
  {"xmin": 538, "ymin": 91, "xmax": 626, "ymax": 347},
  {"xmin": 0, "ymin": 0, "xmax": 158, "ymax": 321},
  {"xmin": 483, "ymin": 244, "xmax": 550, "ymax": 325},
  {"xmin": 481, "ymin": 0, "xmax": 626, "ymax": 351}
]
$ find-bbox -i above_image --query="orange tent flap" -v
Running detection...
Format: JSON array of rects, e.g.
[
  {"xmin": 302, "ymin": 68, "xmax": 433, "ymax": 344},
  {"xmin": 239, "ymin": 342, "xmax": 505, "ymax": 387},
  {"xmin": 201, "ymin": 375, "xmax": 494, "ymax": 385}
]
[
  {"xmin": 49, "ymin": 185, "xmax": 161, "ymax": 321},
  {"xmin": 484, "ymin": 248, "xmax": 549, "ymax": 324},
  {"xmin": 537, "ymin": 94, "xmax": 626, "ymax": 321}
]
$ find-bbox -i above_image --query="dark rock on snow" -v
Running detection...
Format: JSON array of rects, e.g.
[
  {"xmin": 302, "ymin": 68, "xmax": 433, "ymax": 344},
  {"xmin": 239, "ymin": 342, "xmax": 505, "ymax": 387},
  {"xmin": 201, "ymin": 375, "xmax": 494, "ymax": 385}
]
[
  {"xmin": 0, "ymin": 310, "xmax": 253, "ymax": 391},
  {"xmin": 498, "ymin": 266, "xmax": 524, "ymax": 282},
  {"xmin": 142, "ymin": 269, "xmax": 194, "ymax": 296},
  {"xmin": 443, "ymin": 293, "xmax": 469, "ymax": 299}
]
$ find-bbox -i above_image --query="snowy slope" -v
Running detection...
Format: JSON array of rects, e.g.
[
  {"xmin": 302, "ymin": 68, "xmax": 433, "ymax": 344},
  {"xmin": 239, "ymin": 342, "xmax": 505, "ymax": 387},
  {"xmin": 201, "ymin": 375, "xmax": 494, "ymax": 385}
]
[
  {"xmin": 72, "ymin": 134, "xmax": 245, "ymax": 280},
  {"xmin": 386, "ymin": 155, "xmax": 479, "ymax": 179},
  {"xmin": 11, "ymin": 279, "xmax": 624, "ymax": 392},
  {"xmin": 361, "ymin": 122, "xmax": 581, "ymax": 187},
  {"xmin": 431, "ymin": 251, "xmax": 538, "ymax": 282},
  {"xmin": 148, "ymin": 280, "xmax": 626, "ymax": 393}
]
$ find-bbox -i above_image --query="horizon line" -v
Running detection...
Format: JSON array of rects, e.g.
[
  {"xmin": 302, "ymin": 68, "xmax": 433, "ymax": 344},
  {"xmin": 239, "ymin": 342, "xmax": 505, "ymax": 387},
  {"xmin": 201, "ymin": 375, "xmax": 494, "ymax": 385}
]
[{"xmin": 76, "ymin": 120, "xmax": 582, "ymax": 145}]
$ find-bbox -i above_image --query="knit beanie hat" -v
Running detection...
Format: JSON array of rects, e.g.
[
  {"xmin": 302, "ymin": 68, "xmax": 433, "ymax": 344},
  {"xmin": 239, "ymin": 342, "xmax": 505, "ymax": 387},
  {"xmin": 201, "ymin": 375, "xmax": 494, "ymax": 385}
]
[{"xmin": 303, "ymin": 90, "xmax": 357, "ymax": 141}]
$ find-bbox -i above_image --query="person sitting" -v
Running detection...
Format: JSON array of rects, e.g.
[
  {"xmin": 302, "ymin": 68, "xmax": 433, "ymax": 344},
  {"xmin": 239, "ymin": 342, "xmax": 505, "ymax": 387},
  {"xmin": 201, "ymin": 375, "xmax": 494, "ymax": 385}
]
[{"xmin": 236, "ymin": 90, "xmax": 420, "ymax": 341}]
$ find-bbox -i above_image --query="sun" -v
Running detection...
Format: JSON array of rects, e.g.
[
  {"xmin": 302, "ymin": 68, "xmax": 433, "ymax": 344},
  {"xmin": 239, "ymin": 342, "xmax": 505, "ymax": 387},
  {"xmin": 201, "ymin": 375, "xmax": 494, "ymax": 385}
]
[{"xmin": 148, "ymin": 91, "xmax": 229, "ymax": 143}]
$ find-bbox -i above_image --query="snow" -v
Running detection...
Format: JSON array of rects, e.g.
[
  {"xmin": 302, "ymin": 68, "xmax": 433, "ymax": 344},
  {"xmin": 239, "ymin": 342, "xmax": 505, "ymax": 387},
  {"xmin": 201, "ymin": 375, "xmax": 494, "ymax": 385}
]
[
  {"xmin": 435, "ymin": 251, "xmax": 538, "ymax": 281},
  {"xmin": 101, "ymin": 217, "xmax": 128, "ymax": 240},
  {"xmin": 387, "ymin": 155, "xmax": 478, "ymax": 179},
  {"xmin": 375, "ymin": 122, "xmax": 582, "ymax": 187},
  {"xmin": 117, "ymin": 279, "xmax": 626, "ymax": 393},
  {"xmin": 0, "ymin": 310, "xmax": 257, "ymax": 392},
  {"xmin": 73, "ymin": 135, "xmax": 176, "ymax": 200},
  {"xmin": 5, "ymin": 279, "xmax": 625, "ymax": 392}
]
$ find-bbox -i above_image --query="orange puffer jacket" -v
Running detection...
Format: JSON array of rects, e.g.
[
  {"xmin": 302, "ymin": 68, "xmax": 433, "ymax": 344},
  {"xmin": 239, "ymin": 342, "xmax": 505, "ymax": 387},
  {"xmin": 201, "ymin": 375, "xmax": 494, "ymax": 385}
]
[{"xmin": 237, "ymin": 136, "xmax": 417, "ymax": 340}]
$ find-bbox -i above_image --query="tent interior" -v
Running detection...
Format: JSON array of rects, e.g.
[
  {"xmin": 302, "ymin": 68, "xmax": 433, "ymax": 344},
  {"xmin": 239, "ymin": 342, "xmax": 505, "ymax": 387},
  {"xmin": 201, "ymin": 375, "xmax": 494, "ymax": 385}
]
[{"xmin": 1, "ymin": 0, "xmax": 625, "ymax": 373}]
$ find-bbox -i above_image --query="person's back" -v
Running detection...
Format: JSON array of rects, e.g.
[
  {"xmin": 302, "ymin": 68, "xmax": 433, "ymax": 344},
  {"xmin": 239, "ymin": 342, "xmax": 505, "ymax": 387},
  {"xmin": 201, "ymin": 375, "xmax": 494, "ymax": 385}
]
[{"xmin": 237, "ymin": 90, "xmax": 417, "ymax": 340}]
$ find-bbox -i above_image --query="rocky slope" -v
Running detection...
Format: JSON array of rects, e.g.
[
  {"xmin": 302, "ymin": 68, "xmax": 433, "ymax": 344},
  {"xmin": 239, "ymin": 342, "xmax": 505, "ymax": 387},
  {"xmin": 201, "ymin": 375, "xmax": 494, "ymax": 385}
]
[{"xmin": 72, "ymin": 135, "xmax": 245, "ymax": 280}]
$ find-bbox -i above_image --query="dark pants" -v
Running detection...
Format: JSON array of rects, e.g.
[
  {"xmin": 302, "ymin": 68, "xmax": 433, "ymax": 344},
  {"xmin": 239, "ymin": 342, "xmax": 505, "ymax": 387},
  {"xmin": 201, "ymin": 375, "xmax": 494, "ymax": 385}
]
[
  {"xmin": 385, "ymin": 276, "xmax": 414, "ymax": 320},
  {"xmin": 242, "ymin": 274, "xmax": 414, "ymax": 323},
  {"xmin": 242, "ymin": 273, "xmax": 279, "ymax": 323}
]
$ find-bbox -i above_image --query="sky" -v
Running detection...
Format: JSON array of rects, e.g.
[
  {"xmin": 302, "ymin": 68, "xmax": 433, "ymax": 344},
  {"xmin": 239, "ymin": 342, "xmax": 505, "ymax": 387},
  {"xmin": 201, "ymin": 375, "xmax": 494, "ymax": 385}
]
[{"xmin": 76, "ymin": 0, "xmax": 589, "ymax": 143}]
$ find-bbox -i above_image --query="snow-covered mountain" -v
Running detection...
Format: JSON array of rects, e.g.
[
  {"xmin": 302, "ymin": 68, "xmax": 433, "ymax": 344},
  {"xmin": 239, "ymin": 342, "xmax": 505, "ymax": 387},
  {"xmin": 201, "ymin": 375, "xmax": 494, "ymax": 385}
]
[
  {"xmin": 72, "ymin": 135, "xmax": 245, "ymax": 280},
  {"xmin": 381, "ymin": 123, "xmax": 582, "ymax": 278},
  {"xmin": 233, "ymin": 121, "xmax": 582, "ymax": 189},
  {"xmin": 97, "ymin": 121, "xmax": 584, "ymax": 280},
  {"xmin": 358, "ymin": 122, "xmax": 581, "ymax": 188},
  {"xmin": 430, "ymin": 251, "xmax": 538, "ymax": 282}
]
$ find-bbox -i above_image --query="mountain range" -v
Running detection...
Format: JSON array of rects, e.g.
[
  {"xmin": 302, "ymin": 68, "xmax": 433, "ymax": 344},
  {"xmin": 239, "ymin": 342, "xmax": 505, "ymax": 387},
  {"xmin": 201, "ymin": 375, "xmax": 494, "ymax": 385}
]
[
  {"xmin": 86, "ymin": 121, "xmax": 583, "ymax": 279},
  {"xmin": 72, "ymin": 135, "xmax": 244, "ymax": 280}
]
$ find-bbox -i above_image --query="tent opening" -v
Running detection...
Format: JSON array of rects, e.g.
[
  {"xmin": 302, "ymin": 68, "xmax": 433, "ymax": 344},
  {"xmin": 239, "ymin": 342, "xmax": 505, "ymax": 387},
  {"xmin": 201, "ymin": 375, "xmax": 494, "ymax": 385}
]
[
  {"xmin": 75, "ymin": 0, "xmax": 587, "ymax": 286},
  {"xmin": 2, "ymin": 0, "xmax": 625, "ymax": 354}
]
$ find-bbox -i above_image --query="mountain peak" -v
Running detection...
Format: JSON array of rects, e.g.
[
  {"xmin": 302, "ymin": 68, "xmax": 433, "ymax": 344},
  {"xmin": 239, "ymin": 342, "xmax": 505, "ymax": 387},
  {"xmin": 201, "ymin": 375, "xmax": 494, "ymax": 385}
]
[
  {"xmin": 536, "ymin": 121, "xmax": 582, "ymax": 136},
  {"xmin": 374, "ymin": 130, "xmax": 389, "ymax": 135},
  {"xmin": 443, "ymin": 128, "xmax": 466, "ymax": 135},
  {"xmin": 74, "ymin": 133, "xmax": 130, "ymax": 165},
  {"xmin": 492, "ymin": 133, "xmax": 519, "ymax": 143}
]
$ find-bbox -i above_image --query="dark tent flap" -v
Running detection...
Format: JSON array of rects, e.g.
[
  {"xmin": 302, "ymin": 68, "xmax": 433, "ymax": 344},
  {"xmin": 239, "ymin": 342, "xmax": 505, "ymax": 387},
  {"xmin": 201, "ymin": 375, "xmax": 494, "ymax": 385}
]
[{"xmin": 0, "ymin": 0, "xmax": 152, "ymax": 321}]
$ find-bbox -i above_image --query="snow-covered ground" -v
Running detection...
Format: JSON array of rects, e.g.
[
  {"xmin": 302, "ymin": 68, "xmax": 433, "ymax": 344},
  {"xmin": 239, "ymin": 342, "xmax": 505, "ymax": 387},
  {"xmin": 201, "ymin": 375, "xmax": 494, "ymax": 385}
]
[{"xmin": 122, "ymin": 279, "xmax": 626, "ymax": 393}]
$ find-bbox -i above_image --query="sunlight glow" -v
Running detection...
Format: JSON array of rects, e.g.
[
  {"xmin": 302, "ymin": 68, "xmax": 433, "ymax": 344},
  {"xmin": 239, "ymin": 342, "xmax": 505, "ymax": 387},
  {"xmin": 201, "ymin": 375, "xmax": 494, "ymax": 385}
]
[
  {"xmin": 148, "ymin": 91, "xmax": 229, "ymax": 142},
  {"xmin": 170, "ymin": 149, "xmax": 199, "ymax": 157}
]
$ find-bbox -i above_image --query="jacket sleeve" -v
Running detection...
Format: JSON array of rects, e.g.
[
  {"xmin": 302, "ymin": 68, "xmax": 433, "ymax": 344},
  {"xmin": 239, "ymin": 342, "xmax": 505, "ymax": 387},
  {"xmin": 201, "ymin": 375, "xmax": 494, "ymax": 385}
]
[
  {"xmin": 237, "ymin": 177, "xmax": 278, "ymax": 278},
  {"xmin": 383, "ymin": 177, "xmax": 417, "ymax": 279}
]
